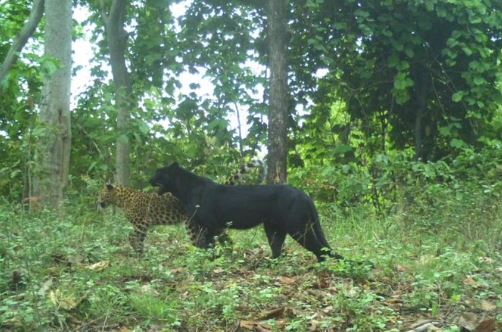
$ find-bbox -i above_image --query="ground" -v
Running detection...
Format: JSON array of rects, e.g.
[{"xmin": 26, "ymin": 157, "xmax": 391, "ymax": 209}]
[{"xmin": 0, "ymin": 201, "xmax": 500, "ymax": 331}]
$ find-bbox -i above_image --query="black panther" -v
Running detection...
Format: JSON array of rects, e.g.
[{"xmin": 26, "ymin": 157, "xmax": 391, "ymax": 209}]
[{"xmin": 150, "ymin": 162, "xmax": 343, "ymax": 262}]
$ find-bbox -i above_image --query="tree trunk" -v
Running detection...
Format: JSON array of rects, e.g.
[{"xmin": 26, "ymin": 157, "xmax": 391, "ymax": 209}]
[
  {"xmin": 101, "ymin": 0, "xmax": 131, "ymax": 186},
  {"xmin": 266, "ymin": 0, "xmax": 289, "ymax": 184},
  {"xmin": 414, "ymin": 69, "xmax": 427, "ymax": 161},
  {"xmin": 0, "ymin": 0, "xmax": 45, "ymax": 86},
  {"xmin": 233, "ymin": 102, "xmax": 244, "ymax": 156},
  {"xmin": 34, "ymin": 0, "xmax": 72, "ymax": 209}
]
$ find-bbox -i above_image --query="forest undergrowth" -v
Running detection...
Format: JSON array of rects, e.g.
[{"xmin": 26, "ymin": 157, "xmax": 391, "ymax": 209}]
[{"xmin": 0, "ymin": 186, "xmax": 501, "ymax": 331}]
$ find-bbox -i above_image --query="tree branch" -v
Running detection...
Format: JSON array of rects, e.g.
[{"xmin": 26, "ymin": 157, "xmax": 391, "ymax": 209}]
[
  {"xmin": 0, "ymin": 0, "xmax": 45, "ymax": 86},
  {"xmin": 109, "ymin": 0, "xmax": 126, "ymax": 28},
  {"xmin": 99, "ymin": 0, "xmax": 110, "ymax": 28}
]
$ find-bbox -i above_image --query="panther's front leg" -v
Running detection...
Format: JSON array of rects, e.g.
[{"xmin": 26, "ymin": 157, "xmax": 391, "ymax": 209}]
[
  {"xmin": 215, "ymin": 230, "xmax": 233, "ymax": 246},
  {"xmin": 129, "ymin": 222, "xmax": 148, "ymax": 254},
  {"xmin": 185, "ymin": 221, "xmax": 212, "ymax": 248}
]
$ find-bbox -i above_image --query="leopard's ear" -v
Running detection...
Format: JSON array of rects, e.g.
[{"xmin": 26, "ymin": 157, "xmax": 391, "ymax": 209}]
[{"xmin": 106, "ymin": 183, "xmax": 114, "ymax": 190}]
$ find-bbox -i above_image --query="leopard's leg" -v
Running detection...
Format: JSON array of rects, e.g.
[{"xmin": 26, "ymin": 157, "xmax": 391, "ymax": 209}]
[{"xmin": 129, "ymin": 221, "xmax": 148, "ymax": 255}]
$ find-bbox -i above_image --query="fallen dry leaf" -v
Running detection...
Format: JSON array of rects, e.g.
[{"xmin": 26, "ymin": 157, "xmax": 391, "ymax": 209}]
[
  {"xmin": 170, "ymin": 268, "xmax": 185, "ymax": 274},
  {"xmin": 317, "ymin": 271, "xmax": 331, "ymax": 289},
  {"xmin": 418, "ymin": 255, "xmax": 436, "ymax": 265},
  {"xmin": 49, "ymin": 289, "xmax": 89, "ymax": 311},
  {"xmin": 38, "ymin": 278, "xmax": 53, "ymax": 296},
  {"xmin": 396, "ymin": 264, "xmax": 408, "ymax": 272},
  {"xmin": 239, "ymin": 320, "xmax": 272, "ymax": 332},
  {"xmin": 258, "ymin": 307, "xmax": 284, "ymax": 320},
  {"xmin": 458, "ymin": 312, "xmax": 479, "ymax": 331},
  {"xmin": 481, "ymin": 300, "xmax": 497, "ymax": 312},
  {"xmin": 278, "ymin": 276, "xmax": 296, "ymax": 285},
  {"xmin": 463, "ymin": 276, "xmax": 478, "ymax": 287},
  {"xmin": 140, "ymin": 284, "xmax": 158, "ymax": 296},
  {"xmin": 474, "ymin": 318, "xmax": 497, "ymax": 332},
  {"xmin": 309, "ymin": 319, "xmax": 321, "ymax": 331},
  {"xmin": 49, "ymin": 289, "xmax": 78, "ymax": 310},
  {"xmin": 478, "ymin": 257, "xmax": 494, "ymax": 264},
  {"xmin": 239, "ymin": 320, "xmax": 258, "ymax": 329},
  {"xmin": 322, "ymin": 305, "xmax": 333, "ymax": 314},
  {"xmin": 408, "ymin": 319, "xmax": 439, "ymax": 330},
  {"xmin": 84, "ymin": 260, "xmax": 110, "ymax": 271},
  {"xmin": 255, "ymin": 327, "xmax": 271, "ymax": 332},
  {"xmin": 406, "ymin": 322, "xmax": 441, "ymax": 332},
  {"xmin": 385, "ymin": 296, "xmax": 403, "ymax": 311}
]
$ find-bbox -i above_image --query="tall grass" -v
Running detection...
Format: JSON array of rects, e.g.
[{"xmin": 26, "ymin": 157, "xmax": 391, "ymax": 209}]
[{"xmin": 0, "ymin": 185, "xmax": 500, "ymax": 331}]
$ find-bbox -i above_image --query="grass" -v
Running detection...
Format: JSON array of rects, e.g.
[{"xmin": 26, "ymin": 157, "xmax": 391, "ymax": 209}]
[{"xmin": 0, "ymin": 194, "xmax": 501, "ymax": 331}]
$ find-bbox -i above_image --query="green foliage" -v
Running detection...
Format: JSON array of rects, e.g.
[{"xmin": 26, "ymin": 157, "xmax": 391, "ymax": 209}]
[
  {"xmin": 290, "ymin": 0, "xmax": 502, "ymax": 161},
  {"xmin": 2, "ymin": 0, "xmax": 501, "ymax": 198},
  {"xmin": 179, "ymin": 0, "xmax": 268, "ymax": 154},
  {"xmin": 129, "ymin": 292, "xmax": 181, "ymax": 326},
  {"xmin": 0, "ymin": 2, "xmax": 45, "ymax": 199}
]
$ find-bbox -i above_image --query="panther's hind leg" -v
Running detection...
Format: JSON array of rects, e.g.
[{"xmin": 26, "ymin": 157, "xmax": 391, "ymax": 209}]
[
  {"xmin": 186, "ymin": 222, "xmax": 212, "ymax": 249},
  {"xmin": 289, "ymin": 223, "xmax": 338, "ymax": 262},
  {"xmin": 264, "ymin": 223, "xmax": 286, "ymax": 258},
  {"xmin": 312, "ymin": 221, "xmax": 344, "ymax": 261},
  {"xmin": 215, "ymin": 230, "xmax": 233, "ymax": 246}
]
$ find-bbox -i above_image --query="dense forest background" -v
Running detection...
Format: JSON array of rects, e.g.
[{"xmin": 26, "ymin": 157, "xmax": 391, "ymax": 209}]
[
  {"xmin": 0, "ymin": 0, "xmax": 501, "ymax": 331},
  {"xmin": 1, "ymin": 0, "xmax": 501, "ymax": 206}
]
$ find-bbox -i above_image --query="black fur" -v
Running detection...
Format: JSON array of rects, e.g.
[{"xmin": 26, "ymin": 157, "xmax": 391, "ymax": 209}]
[{"xmin": 150, "ymin": 163, "xmax": 343, "ymax": 262}]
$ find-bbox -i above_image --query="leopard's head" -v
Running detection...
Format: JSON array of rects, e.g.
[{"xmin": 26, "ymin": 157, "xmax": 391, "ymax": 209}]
[{"xmin": 98, "ymin": 183, "xmax": 118, "ymax": 208}]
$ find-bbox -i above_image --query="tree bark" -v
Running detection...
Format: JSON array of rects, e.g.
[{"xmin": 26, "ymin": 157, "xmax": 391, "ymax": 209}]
[
  {"xmin": 34, "ymin": 0, "xmax": 72, "ymax": 209},
  {"xmin": 101, "ymin": 0, "xmax": 131, "ymax": 186},
  {"xmin": 266, "ymin": 0, "xmax": 289, "ymax": 184},
  {"xmin": 0, "ymin": 0, "xmax": 45, "ymax": 86}
]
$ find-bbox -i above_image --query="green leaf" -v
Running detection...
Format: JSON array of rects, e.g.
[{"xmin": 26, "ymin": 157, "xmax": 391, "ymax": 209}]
[
  {"xmin": 450, "ymin": 138, "xmax": 465, "ymax": 149},
  {"xmin": 425, "ymin": 1, "xmax": 435, "ymax": 11},
  {"xmin": 382, "ymin": 29, "xmax": 393, "ymax": 37},
  {"xmin": 473, "ymin": 77, "xmax": 486, "ymax": 86},
  {"xmin": 439, "ymin": 126, "xmax": 452, "ymax": 137},
  {"xmin": 333, "ymin": 144, "xmax": 353, "ymax": 155},
  {"xmin": 404, "ymin": 48, "xmax": 414, "ymax": 58},
  {"xmin": 354, "ymin": 9, "xmax": 370, "ymax": 19},
  {"xmin": 462, "ymin": 46, "xmax": 473, "ymax": 56},
  {"xmin": 10, "ymin": 170, "xmax": 21, "ymax": 179},
  {"xmin": 452, "ymin": 91, "xmax": 464, "ymax": 102},
  {"xmin": 138, "ymin": 121, "xmax": 150, "ymax": 135}
]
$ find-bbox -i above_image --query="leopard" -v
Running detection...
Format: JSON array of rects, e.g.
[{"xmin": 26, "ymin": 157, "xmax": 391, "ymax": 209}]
[
  {"xmin": 98, "ymin": 159, "xmax": 264, "ymax": 254},
  {"xmin": 98, "ymin": 184, "xmax": 188, "ymax": 254}
]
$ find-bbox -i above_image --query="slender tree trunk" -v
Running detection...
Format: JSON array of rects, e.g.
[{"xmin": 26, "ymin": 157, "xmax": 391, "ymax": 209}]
[
  {"xmin": 414, "ymin": 69, "xmax": 427, "ymax": 161},
  {"xmin": 34, "ymin": 0, "xmax": 72, "ymax": 209},
  {"xmin": 101, "ymin": 0, "xmax": 131, "ymax": 186},
  {"xmin": 266, "ymin": 0, "xmax": 289, "ymax": 184},
  {"xmin": 233, "ymin": 102, "xmax": 244, "ymax": 156},
  {"xmin": 0, "ymin": 0, "xmax": 45, "ymax": 86}
]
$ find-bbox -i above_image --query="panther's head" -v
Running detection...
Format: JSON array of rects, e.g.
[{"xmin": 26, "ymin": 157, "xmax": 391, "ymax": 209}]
[
  {"xmin": 150, "ymin": 162, "xmax": 179, "ymax": 194},
  {"xmin": 98, "ymin": 183, "xmax": 118, "ymax": 208}
]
